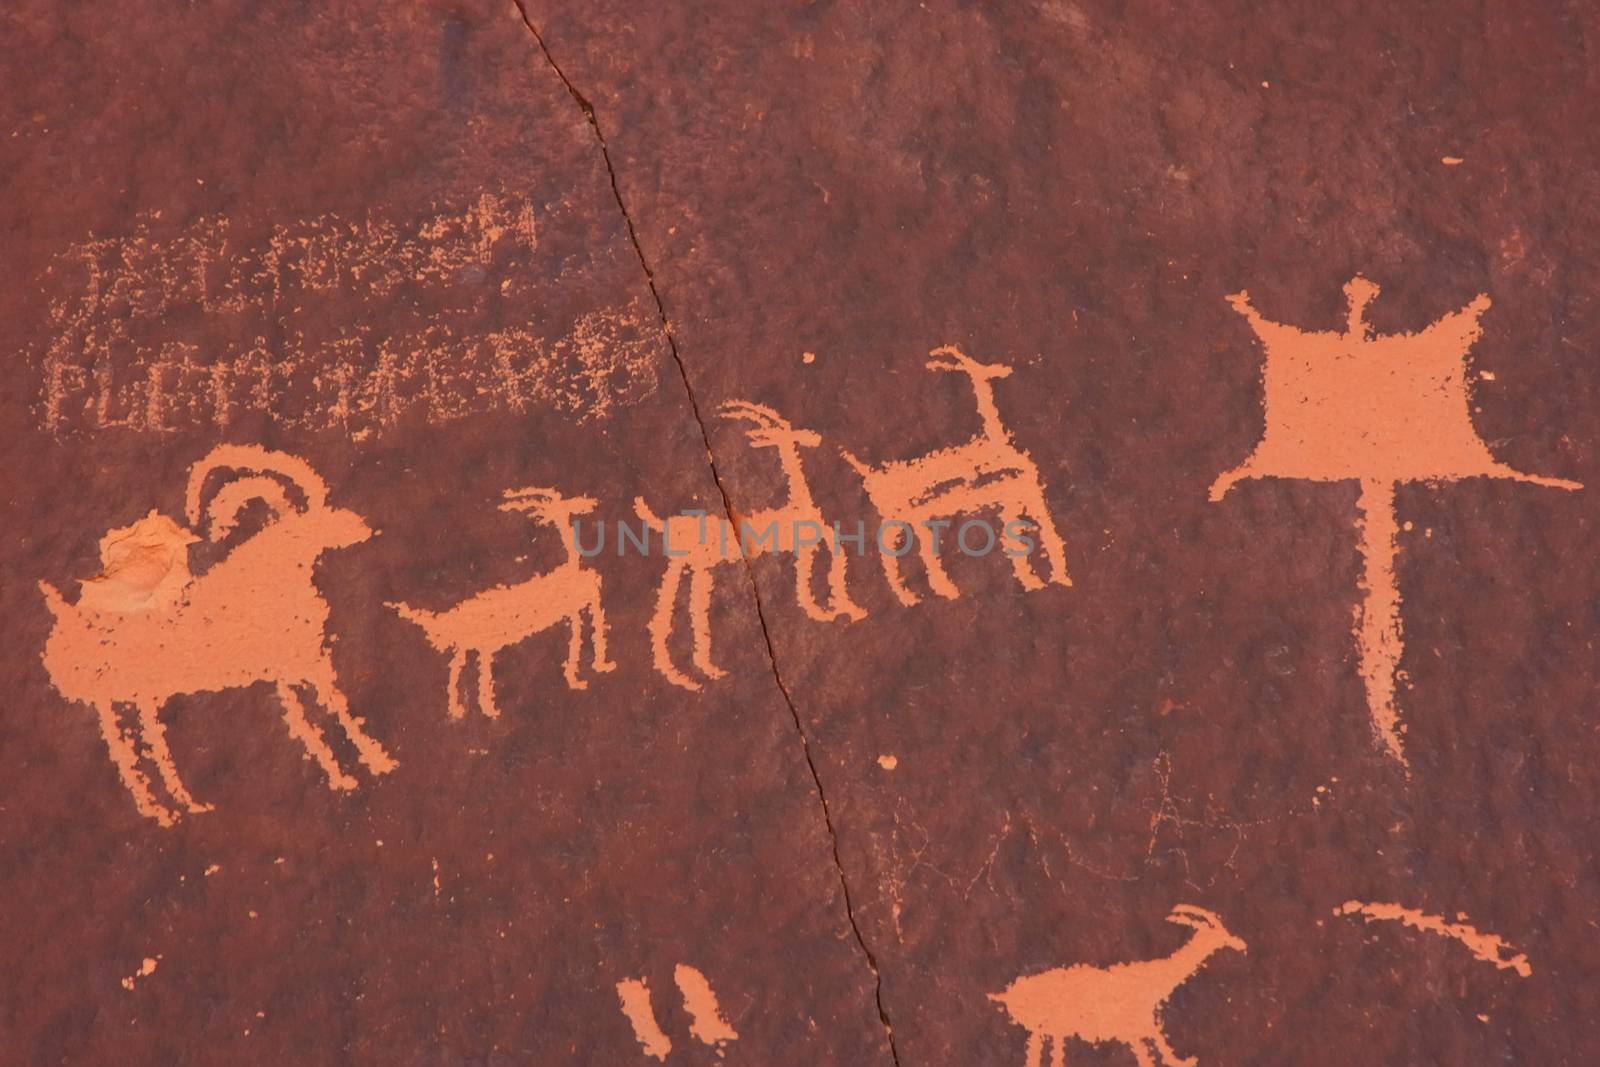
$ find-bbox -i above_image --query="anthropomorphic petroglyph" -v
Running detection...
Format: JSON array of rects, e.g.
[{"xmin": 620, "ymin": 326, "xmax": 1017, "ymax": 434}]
[
  {"xmin": 636, "ymin": 401, "xmax": 864, "ymax": 690},
  {"xmin": 1212, "ymin": 277, "xmax": 1580, "ymax": 766},
  {"xmin": 841, "ymin": 345, "xmax": 1071, "ymax": 605},
  {"xmin": 614, "ymin": 964, "xmax": 739, "ymax": 1061},
  {"xmin": 989, "ymin": 904, "xmax": 1245, "ymax": 1067},
  {"xmin": 38, "ymin": 445, "xmax": 395, "ymax": 825},
  {"xmin": 1335, "ymin": 901, "xmax": 1531, "ymax": 977},
  {"xmin": 389, "ymin": 487, "xmax": 615, "ymax": 717}
]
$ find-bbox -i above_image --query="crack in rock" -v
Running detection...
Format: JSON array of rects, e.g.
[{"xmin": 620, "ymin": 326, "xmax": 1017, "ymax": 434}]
[{"xmin": 508, "ymin": 5, "xmax": 902, "ymax": 1063}]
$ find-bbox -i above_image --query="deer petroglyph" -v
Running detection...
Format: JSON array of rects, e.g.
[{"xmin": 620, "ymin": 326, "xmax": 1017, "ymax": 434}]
[
  {"xmin": 1213, "ymin": 277, "xmax": 1580, "ymax": 766},
  {"xmin": 989, "ymin": 904, "xmax": 1245, "ymax": 1067},
  {"xmin": 38, "ymin": 445, "xmax": 396, "ymax": 825},
  {"xmin": 389, "ymin": 487, "xmax": 615, "ymax": 717},
  {"xmin": 636, "ymin": 400, "xmax": 864, "ymax": 690},
  {"xmin": 841, "ymin": 345, "xmax": 1071, "ymax": 605}
]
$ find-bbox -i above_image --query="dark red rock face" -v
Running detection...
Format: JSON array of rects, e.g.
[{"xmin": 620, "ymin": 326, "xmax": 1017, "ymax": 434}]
[{"xmin": 2, "ymin": 1, "xmax": 1597, "ymax": 1064}]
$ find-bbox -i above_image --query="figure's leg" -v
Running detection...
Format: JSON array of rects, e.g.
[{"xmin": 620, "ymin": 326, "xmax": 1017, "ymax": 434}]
[
  {"xmin": 309, "ymin": 665, "xmax": 397, "ymax": 775},
  {"xmin": 650, "ymin": 564, "xmax": 699, "ymax": 690},
  {"xmin": 1023, "ymin": 1031, "xmax": 1044, "ymax": 1067},
  {"xmin": 136, "ymin": 698, "xmax": 212, "ymax": 814},
  {"xmin": 825, "ymin": 541, "xmax": 867, "ymax": 620},
  {"xmin": 794, "ymin": 545, "xmax": 831, "ymax": 621},
  {"xmin": 689, "ymin": 565, "xmax": 727, "ymax": 680},
  {"xmin": 277, "ymin": 681, "xmax": 358, "ymax": 790},
  {"xmin": 563, "ymin": 614, "xmax": 587, "ymax": 690},
  {"xmin": 1049, "ymin": 1032, "xmax": 1066, "ymax": 1067},
  {"xmin": 94, "ymin": 701, "xmax": 175, "ymax": 826},
  {"xmin": 1130, "ymin": 1037, "xmax": 1158, "ymax": 1067},
  {"xmin": 444, "ymin": 648, "xmax": 468, "ymax": 720},
  {"xmin": 476, "ymin": 649, "xmax": 504, "ymax": 716},
  {"xmin": 879, "ymin": 522, "xmax": 921, "ymax": 606},
  {"xmin": 1000, "ymin": 508, "xmax": 1047, "ymax": 591},
  {"xmin": 1152, "ymin": 1029, "xmax": 1196, "ymax": 1067},
  {"xmin": 918, "ymin": 519, "xmax": 961, "ymax": 600},
  {"xmin": 1026, "ymin": 485, "xmax": 1072, "ymax": 587},
  {"xmin": 587, "ymin": 586, "xmax": 616, "ymax": 673}
]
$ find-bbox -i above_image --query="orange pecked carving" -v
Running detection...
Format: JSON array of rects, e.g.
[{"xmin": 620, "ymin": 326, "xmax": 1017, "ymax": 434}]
[
  {"xmin": 989, "ymin": 905, "xmax": 1245, "ymax": 1067},
  {"xmin": 636, "ymin": 401, "xmax": 863, "ymax": 690},
  {"xmin": 1213, "ymin": 278, "xmax": 1580, "ymax": 766},
  {"xmin": 38, "ymin": 445, "xmax": 395, "ymax": 825},
  {"xmin": 841, "ymin": 346, "xmax": 1071, "ymax": 605},
  {"xmin": 389, "ymin": 487, "xmax": 615, "ymax": 717}
]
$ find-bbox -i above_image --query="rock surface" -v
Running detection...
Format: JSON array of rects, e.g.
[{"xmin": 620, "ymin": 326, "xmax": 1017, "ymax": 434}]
[{"xmin": 3, "ymin": 1, "xmax": 1598, "ymax": 1064}]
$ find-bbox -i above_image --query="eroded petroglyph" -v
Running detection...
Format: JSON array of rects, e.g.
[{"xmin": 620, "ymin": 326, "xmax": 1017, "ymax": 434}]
[
  {"xmin": 1213, "ymin": 277, "xmax": 1580, "ymax": 766},
  {"xmin": 615, "ymin": 966, "xmax": 739, "ymax": 1061},
  {"xmin": 389, "ymin": 487, "xmax": 615, "ymax": 717},
  {"xmin": 38, "ymin": 446, "xmax": 395, "ymax": 825},
  {"xmin": 1335, "ymin": 901, "xmax": 1532, "ymax": 977},
  {"xmin": 38, "ymin": 195, "xmax": 659, "ymax": 436},
  {"xmin": 989, "ymin": 904, "xmax": 1245, "ymax": 1067},
  {"xmin": 637, "ymin": 401, "xmax": 865, "ymax": 690},
  {"xmin": 842, "ymin": 346, "xmax": 1072, "ymax": 605}
]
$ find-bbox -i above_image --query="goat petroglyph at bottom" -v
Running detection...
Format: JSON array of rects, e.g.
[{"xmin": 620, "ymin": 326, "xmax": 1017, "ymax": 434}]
[
  {"xmin": 615, "ymin": 965, "xmax": 740, "ymax": 1061},
  {"xmin": 989, "ymin": 904, "xmax": 1246, "ymax": 1067},
  {"xmin": 37, "ymin": 445, "xmax": 395, "ymax": 825}
]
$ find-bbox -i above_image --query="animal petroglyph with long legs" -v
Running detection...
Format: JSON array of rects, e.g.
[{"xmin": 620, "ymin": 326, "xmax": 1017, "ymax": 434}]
[
  {"xmin": 38, "ymin": 445, "xmax": 395, "ymax": 825},
  {"xmin": 636, "ymin": 400, "xmax": 863, "ymax": 689},
  {"xmin": 841, "ymin": 345, "xmax": 1071, "ymax": 605},
  {"xmin": 389, "ymin": 487, "xmax": 615, "ymax": 717},
  {"xmin": 990, "ymin": 904, "xmax": 1245, "ymax": 1067},
  {"xmin": 1212, "ymin": 277, "xmax": 1580, "ymax": 766}
]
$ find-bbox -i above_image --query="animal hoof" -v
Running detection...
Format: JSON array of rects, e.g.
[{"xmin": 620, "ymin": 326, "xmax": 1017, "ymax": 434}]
[{"xmin": 595, "ymin": 660, "xmax": 618, "ymax": 673}]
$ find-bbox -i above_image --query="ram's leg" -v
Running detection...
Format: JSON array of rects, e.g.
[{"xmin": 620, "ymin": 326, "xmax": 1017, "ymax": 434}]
[
  {"xmin": 879, "ymin": 521, "xmax": 921, "ymax": 606},
  {"xmin": 476, "ymin": 649, "xmax": 504, "ymax": 716},
  {"xmin": 444, "ymin": 648, "xmax": 468, "ymax": 720},
  {"xmin": 824, "ymin": 540, "xmax": 867, "ymax": 620},
  {"xmin": 794, "ymin": 545, "xmax": 831, "ymax": 621},
  {"xmin": 587, "ymin": 586, "xmax": 616, "ymax": 673},
  {"xmin": 563, "ymin": 614, "xmax": 587, "ymax": 690},
  {"xmin": 95, "ymin": 701, "xmax": 175, "ymax": 826},
  {"xmin": 689, "ymin": 564, "xmax": 727, "ymax": 680},
  {"xmin": 649, "ymin": 563, "xmax": 699, "ymax": 690},
  {"xmin": 918, "ymin": 519, "xmax": 961, "ymax": 600},
  {"xmin": 137, "ymin": 698, "xmax": 212, "ymax": 814},
  {"xmin": 277, "ymin": 681, "xmax": 357, "ymax": 790},
  {"xmin": 308, "ymin": 665, "xmax": 397, "ymax": 775},
  {"xmin": 1026, "ymin": 484, "xmax": 1072, "ymax": 588},
  {"xmin": 1130, "ymin": 1037, "xmax": 1158, "ymax": 1067},
  {"xmin": 1000, "ymin": 507, "xmax": 1047, "ymax": 591},
  {"xmin": 1023, "ymin": 1031, "xmax": 1043, "ymax": 1067},
  {"xmin": 1049, "ymin": 1032, "xmax": 1065, "ymax": 1067},
  {"xmin": 1152, "ymin": 1029, "xmax": 1196, "ymax": 1067}
]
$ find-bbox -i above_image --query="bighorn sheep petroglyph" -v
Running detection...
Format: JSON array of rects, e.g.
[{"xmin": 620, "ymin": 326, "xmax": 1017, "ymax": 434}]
[
  {"xmin": 841, "ymin": 345, "xmax": 1071, "ymax": 605},
  {"xmin": 389, "ymin": 487, "xmax": 615, "ymax": 717},
  {"xmin": 635, "ymin": 400, "xmax": 864, "ymax": 690},
  {"xmin": 38, "ymin": 445, "xmax": 395, "ymax": 826},
  {"xmin": 989, "ymin": 904, "xmax": 1246, "ymax": 1067}
]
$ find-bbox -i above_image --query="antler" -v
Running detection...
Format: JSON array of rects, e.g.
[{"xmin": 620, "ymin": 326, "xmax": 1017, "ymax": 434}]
[
  {"xmin": 1167, "ymin": 904, "xmax": 1224, "ymax": 928},
  {"xmin": 720, "ymin": 399, "xmax": 791, "ymax": 432},
  {"xmin": 500, "ymin": 486, "xmax": 597, "ymax": 520},
  {"xmin": 926, "ymin": 344, "xmax": 1012, "ymax": 378}
]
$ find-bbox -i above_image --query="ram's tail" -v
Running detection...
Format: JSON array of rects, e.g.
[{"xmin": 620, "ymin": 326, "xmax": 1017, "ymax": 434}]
[{"xmin": 38, "ymin": 580, "xmax": 69, "ymax": 621}]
